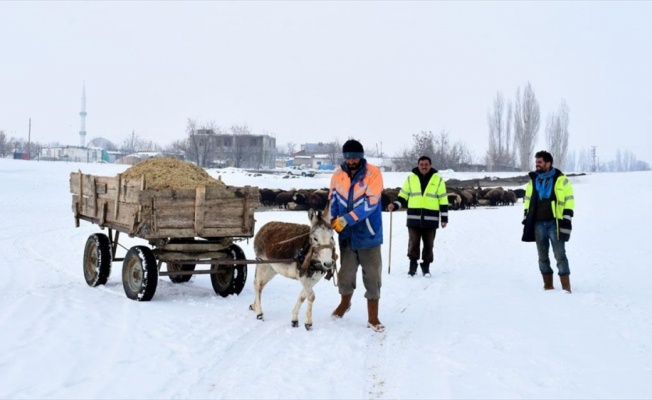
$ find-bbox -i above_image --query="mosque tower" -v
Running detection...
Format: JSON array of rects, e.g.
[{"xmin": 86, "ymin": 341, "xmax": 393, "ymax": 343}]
[{"xmin": 79, "ymin": 82, "xmax": 87, "ymax": 147}]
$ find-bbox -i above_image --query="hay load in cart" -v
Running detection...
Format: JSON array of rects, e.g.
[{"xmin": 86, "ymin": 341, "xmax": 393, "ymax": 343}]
[{"xmin": 70, "ymin": 158, "xmax": 260, "ymax": 301}]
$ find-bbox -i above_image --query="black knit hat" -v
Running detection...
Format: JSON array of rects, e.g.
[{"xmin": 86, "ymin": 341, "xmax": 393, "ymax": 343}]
[{"xmin": 342, "ymin": 139, "xmax": 364, "ymax": 159}]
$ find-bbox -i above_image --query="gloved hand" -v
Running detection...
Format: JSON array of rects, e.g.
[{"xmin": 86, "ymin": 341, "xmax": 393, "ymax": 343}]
[{"xmin": 331, "ymin": 217, "xmax": 348, "ymax": 233}]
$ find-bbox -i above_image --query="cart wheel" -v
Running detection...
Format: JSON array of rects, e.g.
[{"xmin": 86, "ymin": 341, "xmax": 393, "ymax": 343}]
[
  {"xmin": 167, "ymin": 263, "xmax": 196, "ymax": 283},
  {"xmin": 210, "ymin": 245, "xmax": 247, "ymax": 297},
  {"xmin": 229, "ymin": 245, "xmax": 248, "ymax": 295},
  {"xmin": 122, "ymin": 246, "xmax": 158, "ymax": 301},
  {"xmin": 210, "ymin": 263, "xmax": 234, "ymax": 298},
  {"xmin": 83, "ymin": 233, "xmax": 112, "ymax": 287}
]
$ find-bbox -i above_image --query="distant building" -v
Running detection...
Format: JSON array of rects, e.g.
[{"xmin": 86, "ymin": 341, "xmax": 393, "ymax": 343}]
[
  {"xmin": 365, "ymin": 157, "xmax": 395, "ymax": 172},
  {"xmin": 189, "ymin": 130, "xmax": 276, "ymax": 169},
  {"xmin": 302, "ymin": 142, "xmax": 338, "ymax": 155},
  {"xmin": 292, "ymin": 155, "xmax": 313, "ymax": 168},
  {"xmin": 40, "ymin": 145, "xmax": 107, "ymax": 163},
  {"xmin": 292, "ymin": 142, "xmax": 339, "ymax": 168}
]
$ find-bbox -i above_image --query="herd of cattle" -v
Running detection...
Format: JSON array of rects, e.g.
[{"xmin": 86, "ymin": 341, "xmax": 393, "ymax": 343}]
[{"xmin": 257, "ymin": 186, "xmax": 526, "ymax": 212}]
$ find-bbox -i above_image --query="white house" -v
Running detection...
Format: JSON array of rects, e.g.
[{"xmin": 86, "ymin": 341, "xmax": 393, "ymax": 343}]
[{"xmin": 40, "ymin": 146, "xmax": 106, "ymax": 163}]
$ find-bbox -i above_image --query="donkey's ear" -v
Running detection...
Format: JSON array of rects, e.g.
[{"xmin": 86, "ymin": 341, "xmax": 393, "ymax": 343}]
[
  {"xmin": 308, "ymin": 207, "xmax": 317, "ymax": 223},
  {"xmin": 322, "ymin": 200, "xmax": 331, "ymax": 221}
]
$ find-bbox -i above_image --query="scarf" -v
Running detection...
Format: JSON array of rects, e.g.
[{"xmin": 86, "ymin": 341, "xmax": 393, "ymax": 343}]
[{"xmin": 535, "ymin": 169, "xmax": 555, "ymax": 200}]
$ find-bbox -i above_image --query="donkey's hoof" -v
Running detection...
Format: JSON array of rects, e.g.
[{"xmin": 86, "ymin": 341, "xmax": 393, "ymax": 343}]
[
  {"xmin": 291, "ymin": 320, "xmax": 299, "ymax": 328},
  {"xmin": 256, "ymin": 314, "xmax": 264, "ymax": 320},
  {"xmin": 305, "ymin": 324, "xmax": 313, "ymax": 331}
]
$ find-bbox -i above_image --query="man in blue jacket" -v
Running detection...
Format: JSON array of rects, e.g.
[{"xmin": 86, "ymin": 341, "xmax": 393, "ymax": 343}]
[{"xmin": 329, "ymin": 139, "xmax": 385, "ymax": 332}]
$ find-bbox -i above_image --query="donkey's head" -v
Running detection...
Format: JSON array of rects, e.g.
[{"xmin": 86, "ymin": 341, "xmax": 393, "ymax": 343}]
[{"xmin": 306, "ymin": 202, "xmax": 336, "ymax": 272}]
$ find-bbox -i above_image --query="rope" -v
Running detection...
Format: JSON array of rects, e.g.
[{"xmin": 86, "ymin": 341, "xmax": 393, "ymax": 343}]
[{"xmin": 272, "ymin": 232, "xmax": 309, "ymax": 246}]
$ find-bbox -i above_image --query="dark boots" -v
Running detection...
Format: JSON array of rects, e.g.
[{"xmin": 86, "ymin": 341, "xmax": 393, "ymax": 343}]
[
  {"xmin": 332, "ymin": 293, "xmax": 353, "ymax": 318},
  {"xmin": 560, "ymin": 275, "xmax": 572, "ymax": 293},
  {"xmin": 408, "ymin": 259, "xmax": 418, "ymax": 276},
  {"xmin": 421, "ymin": 262, "xmax": 431, "ymax": 277},
  {"xmin": 542, "ymin": 274, "xmax": 554, "ymax": 290},
  {"xmin": 409, "ymin": 260, "xmax": 432, "ymax": 277},
  {"xmin": 367, "ymin": 299, "xmax": 385, "ymax": 332}
]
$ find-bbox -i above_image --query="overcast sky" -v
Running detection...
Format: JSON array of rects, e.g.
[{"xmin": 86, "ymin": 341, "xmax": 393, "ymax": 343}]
[{"xmin": 1, "ymin": 1, "xmax": 650, "ymax": 164}]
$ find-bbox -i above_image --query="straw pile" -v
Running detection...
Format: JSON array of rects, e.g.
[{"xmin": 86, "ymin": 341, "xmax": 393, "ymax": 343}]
[{"xmin": 121, "ymin": 158, "xmax": 223, "ymax": 190}]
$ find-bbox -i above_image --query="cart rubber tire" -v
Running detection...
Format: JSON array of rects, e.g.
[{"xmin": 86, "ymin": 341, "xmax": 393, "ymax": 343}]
[
  {"xmin": 167, "ymin": 263, "xmax": 196, "ymax": 283},
  {"xmin": 83, "ymin": 233, "xmax": 112, "ymax": 287},
  {"xmin": 229, "ymin": 245, "xmax": 248, "ymax": 295},
  {"xmin": 210, "ymin": 245, "xmax": 247, "ymax": 297},
  {"xmin": 122, "ymin": 246, "xmax": 158, "ymax": 301}
]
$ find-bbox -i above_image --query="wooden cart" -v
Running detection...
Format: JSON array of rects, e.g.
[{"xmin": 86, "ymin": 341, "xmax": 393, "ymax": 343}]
[{"xmin": 70, "ymin": 171, "xmax": 260, "ymax": 301}]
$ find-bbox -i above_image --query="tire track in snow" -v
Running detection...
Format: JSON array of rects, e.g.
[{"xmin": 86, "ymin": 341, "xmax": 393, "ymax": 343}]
[{"xmin": 366, "ymin": 209, "xmax": 467, "ymax": 397}]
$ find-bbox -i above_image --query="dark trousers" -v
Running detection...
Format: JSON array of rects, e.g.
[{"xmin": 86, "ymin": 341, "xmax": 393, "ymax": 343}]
[{"xmin": 407, "ymin": 227, "xmax": 436, "ymax": 264}]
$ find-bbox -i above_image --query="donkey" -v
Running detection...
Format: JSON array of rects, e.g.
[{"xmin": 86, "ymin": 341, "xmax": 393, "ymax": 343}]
[{"xmin": 250, "ymin": 204, "xmax": 337, "ymax": 330}]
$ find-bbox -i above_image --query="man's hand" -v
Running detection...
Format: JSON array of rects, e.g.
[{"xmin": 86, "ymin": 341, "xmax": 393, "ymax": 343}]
[
  {"xmin": 441, "ymin": 222, "xmax": 447, "ymax": 228},
  {"xmin": 331, "ymin": 217, "xmax": 348, "ymax": 233},
  {"xmin": 387, "ymin": 203, "xmax": 395, "ymax": 212}
]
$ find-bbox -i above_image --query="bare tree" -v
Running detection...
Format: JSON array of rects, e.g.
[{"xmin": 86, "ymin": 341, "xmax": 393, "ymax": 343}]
[
  {"xmin": 186, "ymin": 119, "xmax": 221, "ymax": 167},
  {"xmin": 0, "ymin": 130, "xmax": 7, "ymax": 158},
  {"xmin": 392, "ymin": 131, "xmax": 435, "ymax": 170},
  {"xmin": 167, "ymin": 139, "xmax": 188, "ymax": 155},
  {"xmin": 119, "ymin": 131, "xmax": 158, "ymax": 154},
  {"xmin": 514, "ymin": 82, "xmax": 541, "ymax": 170},
  {"xmin": 414, "ymin": 131, "xmax": 436, "ymax": 158},
  {"xmin": 433, "ymin": 130, "xmax": 472, "ymax": 170},
  {"xmin": 486, "ymin": 92, "xmax": 516, "ymax": 171},
  {"xmin": 576, "ymin": 148, "xmax": 592, "ymax": 172},
  {"xmin": 325, "ymin": 139, "xmax": 341, "ymax": 166},
  {"xmin": 565, "ymin": 149, "xmax": 576, "ymax": 172},
  {"xmin": 602, "ymin": 149, "xmax": 646, "ymax": 172},
  {"xmin": 545, "ymin": 100, "xmax": 570, "ymax": 170},
  {"xmin": 622, "ymin": 150, "xmax": 636, "ymax": 172},
  {"xmin": 285, "ymin": 142, "xmax": 297, "ymax": 155},
  {"xmin": 393, "ymin": 131, "xmax": 435, "ymax": 171},
  {"xmin": 392, "ymin": 130, "xmax": 472, "ymax": 171}
]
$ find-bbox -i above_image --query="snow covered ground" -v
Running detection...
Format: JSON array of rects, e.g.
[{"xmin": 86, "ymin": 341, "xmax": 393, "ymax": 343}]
[{"xmin": 1, "ymin": 158, "xmax": 651, "ymax": 399}]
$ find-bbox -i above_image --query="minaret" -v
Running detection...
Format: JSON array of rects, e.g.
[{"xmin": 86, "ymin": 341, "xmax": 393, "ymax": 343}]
[{"xmin": 79, "ymin": 82, "xmax": 87, "ymax": 147}]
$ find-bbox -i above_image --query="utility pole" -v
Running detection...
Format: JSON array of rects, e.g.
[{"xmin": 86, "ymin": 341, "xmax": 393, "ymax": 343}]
[{"xmin": 591, "ymin": 145, "xmax": 597, "ymax": 172}]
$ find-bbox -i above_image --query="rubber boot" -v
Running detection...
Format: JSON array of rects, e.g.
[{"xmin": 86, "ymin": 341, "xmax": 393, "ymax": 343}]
[
  {"xmin": 560, "ymin": 275, "xmax": 572, "ymax": 293},
  {"xmin": 367, "ymin": 299, "xmax": 385, "ymax": 332},
  {"xmin": 332, "ymin": 293, "xmax": 353, "ymax": 318},
  {"xmin": 542, "ymin": 274, "xmax": 554, "ymax": 290},
  {"xmin": 421, "ymin": 262, "xmax": 431, "ymax": 277},
  {"xmin": 408, "ymin": 259, "xmax": 418, "ymax": 277}
]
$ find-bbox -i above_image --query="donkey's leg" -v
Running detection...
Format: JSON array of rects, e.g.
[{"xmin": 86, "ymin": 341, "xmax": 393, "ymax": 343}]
[
  {"xmin": 251, "ymin": 263, "xmax": 276, "ymax": 321},
  {"xmin": 304, "ymin": 284, "xmax": 317, "ymax": 331},
  {"xmin": 291, "ymin": 284, "xmax": 308, "ymax": 328}
]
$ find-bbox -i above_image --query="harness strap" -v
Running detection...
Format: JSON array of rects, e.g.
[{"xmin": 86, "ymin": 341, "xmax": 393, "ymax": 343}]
[
  {"xmin": 273, "ymin": 232, "xmax": 309, "ymax": 246},
  {"xmin": 298, "ymin": 243, "xmax": 338, "ymax": 280}
]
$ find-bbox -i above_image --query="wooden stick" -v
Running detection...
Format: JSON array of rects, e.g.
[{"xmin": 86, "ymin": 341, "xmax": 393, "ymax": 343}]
[{"xmin": 388, "ymin": 210, "xmax": 393, "ymax": 274}]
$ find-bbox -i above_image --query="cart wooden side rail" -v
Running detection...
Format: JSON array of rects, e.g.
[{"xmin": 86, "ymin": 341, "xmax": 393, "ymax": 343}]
[
  {"xmin": 71, "ymin": 171, "xmax": 266, "ymax": 301},
  {"xmin": 70, "ymin": 171, "xmax": 258, "ymax": 239}
]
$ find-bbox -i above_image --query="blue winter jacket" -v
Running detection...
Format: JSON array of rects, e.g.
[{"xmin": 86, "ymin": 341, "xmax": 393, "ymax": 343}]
[{"xmin": 329, "ymin": 159, "xmax": 384, "ymax": 250}]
